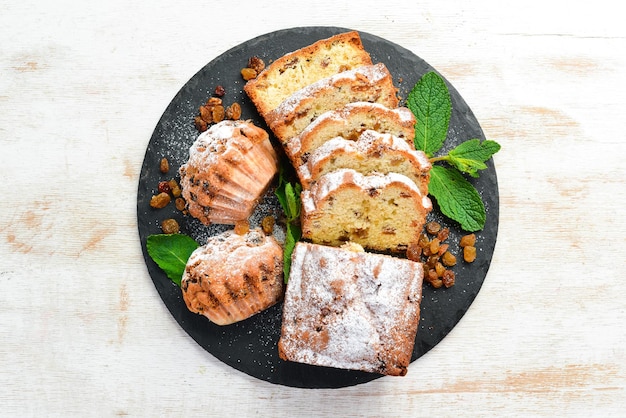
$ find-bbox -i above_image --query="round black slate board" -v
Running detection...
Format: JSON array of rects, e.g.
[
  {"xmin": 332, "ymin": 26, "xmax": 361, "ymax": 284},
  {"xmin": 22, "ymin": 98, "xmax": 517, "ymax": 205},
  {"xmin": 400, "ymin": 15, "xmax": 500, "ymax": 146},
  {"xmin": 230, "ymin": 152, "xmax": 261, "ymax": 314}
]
[{"xmin": 137, "ymin": 26, "xmax": 499, "ymax": 388}]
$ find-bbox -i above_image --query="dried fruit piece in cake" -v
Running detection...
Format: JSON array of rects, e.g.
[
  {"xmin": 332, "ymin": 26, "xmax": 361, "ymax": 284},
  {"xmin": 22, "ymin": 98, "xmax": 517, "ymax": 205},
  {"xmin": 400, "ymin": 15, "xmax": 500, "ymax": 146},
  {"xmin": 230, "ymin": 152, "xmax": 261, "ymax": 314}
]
[
  {"xmin": 179, "ymin": 120, "xmax": 278, "ymax": 225},
  {"xmin": 300, "ymin": 169, "xmax": 432, "ymax": 252},
  {"xmin": 278, "ymin": 242, "xmax": 423, "ymax": 376},
  {"xmin": 244, "ymin": 31, "xmax": 373, "ymax": 119},
  {"xmin": 285, "ymin": 102, "xmax": 416, "ymax": 167},
  {"xmin": 297, "ymin": 129, "xmax": 431, "ymax": 194},
  {"xmin": 265, "ymin": 63, "xmax": 399, "ymax": 145},
  {"xmin": 181, "ymin": 229, "xmax": 284, "ymax": 325}
]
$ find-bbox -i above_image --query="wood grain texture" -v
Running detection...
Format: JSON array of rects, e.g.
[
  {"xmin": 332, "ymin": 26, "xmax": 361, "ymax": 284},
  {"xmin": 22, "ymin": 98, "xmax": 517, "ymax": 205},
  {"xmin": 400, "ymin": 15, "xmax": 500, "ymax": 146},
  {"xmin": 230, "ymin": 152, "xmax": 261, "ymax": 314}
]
[{"xmin": 1, "ymin": 0, "xmax": 625, "ymax": 416}]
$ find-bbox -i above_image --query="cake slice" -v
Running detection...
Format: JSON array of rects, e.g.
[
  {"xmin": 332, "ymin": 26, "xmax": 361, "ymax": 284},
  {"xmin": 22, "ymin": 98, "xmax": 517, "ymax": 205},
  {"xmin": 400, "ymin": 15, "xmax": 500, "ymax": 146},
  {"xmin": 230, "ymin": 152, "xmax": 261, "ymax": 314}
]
[
  {"xmin": 278, "ymin": 242, "xmax": 423, "ymax": 376},
  {"xmin": 297, "ymin": 130, "xmax": 432, "ymax": 193},
  {"xmin": 285, "ymin": 102, "xmax": 416, "ymax": 167},
  {"xmin": 265, "ymin": 63, "xmax": 399, "ymax": 145},
  {"xmin": 301, "ymin": 169, "xmax": 432, "ymax": 252},
  {"xmin": 244, "ymin": 31, "xmax": 373, "ymax": 119}
]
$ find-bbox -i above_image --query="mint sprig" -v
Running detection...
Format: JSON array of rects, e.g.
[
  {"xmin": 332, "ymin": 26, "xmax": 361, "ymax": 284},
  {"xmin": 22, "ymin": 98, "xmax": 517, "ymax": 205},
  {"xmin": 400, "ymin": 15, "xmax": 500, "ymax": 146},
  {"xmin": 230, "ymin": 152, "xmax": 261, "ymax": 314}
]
[
  {"xmin": 407, "ymin": 71, "xmax": 451, "ymax": 157},
  {"xmin": 275, "ymin": 165, "xmax": 302, "ymax": 283},
  {"xmin": 428, "ymin": 165, "xmax": 485, "ymax": 232},
  {"xmin": 432, "ymin": 139, "xmax": 501, "ymax": 178},
  {"xmin": 407, "ymin": 71, "xmax": 500, "ymax": 232},
  {"xmin": 146, "ymin": 234, "xmax": 199, "ymax": 286}
]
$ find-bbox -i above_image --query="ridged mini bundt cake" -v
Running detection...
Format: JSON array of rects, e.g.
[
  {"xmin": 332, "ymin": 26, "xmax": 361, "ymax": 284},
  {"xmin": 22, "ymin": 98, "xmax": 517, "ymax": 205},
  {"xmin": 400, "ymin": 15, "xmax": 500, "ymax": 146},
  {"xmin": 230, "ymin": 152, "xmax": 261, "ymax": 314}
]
[
  {"xmin": 181, "ymin": 229, "xmax": 284, "ymax": 325},
  {"xmin": 178, "ymin": 120, "xmax": 278, "ymax": 225}
]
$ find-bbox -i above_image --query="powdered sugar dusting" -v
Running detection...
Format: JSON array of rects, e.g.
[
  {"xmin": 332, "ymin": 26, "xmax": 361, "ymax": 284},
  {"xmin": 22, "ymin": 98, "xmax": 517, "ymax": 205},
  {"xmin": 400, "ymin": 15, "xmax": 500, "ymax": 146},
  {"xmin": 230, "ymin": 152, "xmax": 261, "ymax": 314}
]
[
  {"xmin": 279, "ymin": 242, "xmax": 423, "ymax": 374},
  {"xmin": 271, "ymin": 64, "xmax": 390, "ymax": 117},
  {"xmin": 309, "ymin": 169, "xmax": 423, "ymax": 204}
]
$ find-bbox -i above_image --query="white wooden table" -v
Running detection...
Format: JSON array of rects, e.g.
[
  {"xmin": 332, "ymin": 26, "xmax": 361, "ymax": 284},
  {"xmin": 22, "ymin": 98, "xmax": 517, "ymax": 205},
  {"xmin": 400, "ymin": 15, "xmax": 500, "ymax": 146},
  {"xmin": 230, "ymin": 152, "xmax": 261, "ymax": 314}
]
[{"xmin": 1, "ymin": 1, "xmax": 625, "ymax": 416}]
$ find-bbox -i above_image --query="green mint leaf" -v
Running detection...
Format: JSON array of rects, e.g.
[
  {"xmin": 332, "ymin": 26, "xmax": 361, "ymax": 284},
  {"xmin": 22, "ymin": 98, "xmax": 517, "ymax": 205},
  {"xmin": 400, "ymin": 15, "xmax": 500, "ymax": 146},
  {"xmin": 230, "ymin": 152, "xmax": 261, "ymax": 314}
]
[
  {"xmin": 275, "ymin": 163, "xmax": 302, "ymax": 221},
  {"xmin": 446, "ymin": 157, "xmax": 488, "ymax": 178},
  {"xmin": 449, "ymin": 138, "xmax": 501, "ymax": 162},
  {"xmin": 447, "ymin": 138, "xmax": 501, "ymax": 176},
  {"xmin": 284, "ymin": 182, "xmax": 302, "ymax": 221},
  {"xmin": 428, "ymin": 165, "xmax": 486, "ymax": 232},
  {"xmin": 275, "ymin": 165, "xmax": 288, "ymax": 211},
  {"xmin": 283, "ymin": 223, "xmax": 302, "ymax": 283},
  {"xmin": 146, "ymin": 234, "xmax": 199, "ymax": 286},
  {"xmin": 274, "ymin": 161, "xmax": 303, "ymax": 283},
  {"xmin": 407, "ymin": 71, "xmax": 451, "ymax": 157}
]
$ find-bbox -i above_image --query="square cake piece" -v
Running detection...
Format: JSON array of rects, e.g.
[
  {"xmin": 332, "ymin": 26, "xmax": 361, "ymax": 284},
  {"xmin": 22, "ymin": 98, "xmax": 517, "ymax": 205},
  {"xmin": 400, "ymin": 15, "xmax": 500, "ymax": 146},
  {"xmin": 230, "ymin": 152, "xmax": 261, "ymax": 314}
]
[{"xmin": 278, "ymin": 242, "xmax": 424, "ymax": 376}]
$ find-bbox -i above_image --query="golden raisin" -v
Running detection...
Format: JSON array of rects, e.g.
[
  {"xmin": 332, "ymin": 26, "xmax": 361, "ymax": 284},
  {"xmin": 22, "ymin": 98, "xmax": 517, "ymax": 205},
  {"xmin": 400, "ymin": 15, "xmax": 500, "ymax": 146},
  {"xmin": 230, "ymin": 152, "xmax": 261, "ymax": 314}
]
[
  {"xmin": 460, "ymin": 233, "xmax": 476, "ymax": 248},
  {"xmin": 175, "ymin": 197, "xmax": 186, "ymax": 211},
  {"xmin": 247, "ymin": 56, "xmax": 265, "ymax": 73},
  {"xmin": 194, "ymin": 116, "xmax": 208, "ymax": 132},
  {"xmin": 150, "ymin": 192, "xmax": 171, "ymax": 209},
  {"xmin": 234, "ymin": 220, "xmax": 250, "ymax": 235},
  {"xmin": 435, "ymin": 262, "xmax": 446, "ymax": 278},
  {"xmin": 464, "ymin": 246, "xmax": 477, "ymax": 263},
  {"xmin": 441, "ymin": 251, "xmax": 457, "ymax": 267},
  {"xmin": 199, "ymin": 105, "xmax": 213, "ymax": 123},
  {"xmin": 429, "ymin": 238, "xmax": 440, "ymax": 255},
  {"xmin": 261, "ymin": 216, "xmax": 275, "ymax": 234},
  {"xmin": 206, "ymin": 97, "xmax": 222, "ymax": 106},
  {"xmin": 159, "ymin": 158, "xmax": 169, "ymax": 174},
  {"xmin": 211, "ymin": 105, "xmax": 225, "ymax": 123},
  {"xmin": 425, "ymin": 255, "xmax": 439, "ymax": 270},
  {"xmin": 168, "ymin": 179, "xmax": 181, "ymax": 198},
  {"xmin": 225, "ymin": 102, "xmax": 242, "ymax": 120},
  {"xmin": 437, "ymin": 243, "xmax": 449, "ymax": 257},
  {"xmin": 406, "ymin": 242, "xmax": 422, "ymax": 262},
  {"xmin": 161, "ymin": 218, "xmax": 180, "ymax": 234},
  {"xmin": 425, "ymin": 221, "xmax": 441, "ymax": 235},
  {"xmin": 437, "ymin": 227, "xmax": 450, "ymax": 242},
  {"xmin": 418, "ymin": 233, "xmax": 430, "ymax": 248},
  {"xmin": 442, "ymin": 270, "xmax": 456, "ymax": 288},
  {"xmin": 241, "ymin": 67, "xmax": 257, "ymax": 80},
  {"xmin": 428, "ymin": 269, "xmax": 443, "ymax": 288}
]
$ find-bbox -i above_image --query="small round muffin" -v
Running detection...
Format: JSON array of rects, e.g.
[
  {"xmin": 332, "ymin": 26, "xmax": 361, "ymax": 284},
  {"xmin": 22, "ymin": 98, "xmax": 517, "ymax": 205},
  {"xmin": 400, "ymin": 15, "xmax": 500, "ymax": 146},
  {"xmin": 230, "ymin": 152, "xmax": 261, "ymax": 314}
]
[
  {"xmin": 179, "ymin": 120, "xmax": 278, "ymax": 225},
  {"xmin": 181, "ymin": 228, "xmax": 284, "ymax": 325}
]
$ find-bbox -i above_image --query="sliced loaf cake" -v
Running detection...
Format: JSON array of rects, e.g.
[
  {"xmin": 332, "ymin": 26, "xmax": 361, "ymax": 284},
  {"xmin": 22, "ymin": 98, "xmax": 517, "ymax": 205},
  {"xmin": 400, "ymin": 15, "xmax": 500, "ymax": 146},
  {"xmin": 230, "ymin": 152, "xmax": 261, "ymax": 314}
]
[
  {"xmin": 244, "ymin": 31, "xmax": 372, "ymax": 119},
  {"xmin": 278, "ymin": 241, "xmax": 423, "ymax": 376},
  {"xmin": 297, "ymin": 130, "xmax": 431, "ymax": 193},
  {"xmin": 285, "ymin": 102, "xmax": 416, "ymax": 167},
  {"xmin": 265, "ymin": 63, "xmax": 399, "ymax": 145},
  {"xmin": 300, "ymin": 169, "xmax": 432, "ymax": 252}
]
